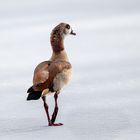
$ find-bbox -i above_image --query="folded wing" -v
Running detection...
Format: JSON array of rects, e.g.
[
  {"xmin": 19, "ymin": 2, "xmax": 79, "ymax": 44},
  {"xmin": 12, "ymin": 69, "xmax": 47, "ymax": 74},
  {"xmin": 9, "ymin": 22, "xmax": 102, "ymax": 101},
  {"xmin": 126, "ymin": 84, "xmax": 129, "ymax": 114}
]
[{"xmin": 32, "ymin": 60, "xmax": 71, "ymax": 92}]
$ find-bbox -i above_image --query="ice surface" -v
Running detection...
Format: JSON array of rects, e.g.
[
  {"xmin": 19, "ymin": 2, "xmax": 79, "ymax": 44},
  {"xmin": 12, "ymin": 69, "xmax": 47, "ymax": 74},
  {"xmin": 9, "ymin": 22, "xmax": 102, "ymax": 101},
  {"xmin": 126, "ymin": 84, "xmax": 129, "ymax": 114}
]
[{"xmin": 0, "ymin": 0, "xmax": 140, "ymax": 140}]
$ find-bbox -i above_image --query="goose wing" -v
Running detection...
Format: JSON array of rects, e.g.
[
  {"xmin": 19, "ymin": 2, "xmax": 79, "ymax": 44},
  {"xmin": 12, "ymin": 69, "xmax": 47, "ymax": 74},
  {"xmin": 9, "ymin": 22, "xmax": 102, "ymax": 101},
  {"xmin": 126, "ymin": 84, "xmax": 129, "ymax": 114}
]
[{"xmin": 32, "ymin": 60, "xmax": 71, "ymax": 91}]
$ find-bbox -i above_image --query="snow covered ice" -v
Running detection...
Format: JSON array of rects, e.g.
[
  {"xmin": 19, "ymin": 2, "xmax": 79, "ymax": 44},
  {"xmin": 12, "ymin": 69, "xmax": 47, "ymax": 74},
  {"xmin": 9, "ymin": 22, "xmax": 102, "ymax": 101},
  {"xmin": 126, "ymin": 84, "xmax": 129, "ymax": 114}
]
[{"xmin": 0, "ymin": 0, "xmax": 140, "ymax": 140}]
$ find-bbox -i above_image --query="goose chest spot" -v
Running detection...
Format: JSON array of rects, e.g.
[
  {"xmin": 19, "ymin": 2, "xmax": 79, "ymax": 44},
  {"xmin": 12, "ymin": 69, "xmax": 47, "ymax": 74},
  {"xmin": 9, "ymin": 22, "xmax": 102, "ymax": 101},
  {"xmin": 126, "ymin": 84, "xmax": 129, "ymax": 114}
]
[{"xmin": 53, "ymin": 68, "xmax": 72, "ymax": 91}]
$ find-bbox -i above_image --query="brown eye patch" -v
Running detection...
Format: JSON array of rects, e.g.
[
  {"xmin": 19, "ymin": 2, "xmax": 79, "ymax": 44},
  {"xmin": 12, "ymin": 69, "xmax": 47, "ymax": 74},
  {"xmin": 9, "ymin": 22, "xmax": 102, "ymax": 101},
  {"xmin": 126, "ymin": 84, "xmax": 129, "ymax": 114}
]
[{"xmin": 65, "ymin": 24, "xmax": 70, "ymax": 29}]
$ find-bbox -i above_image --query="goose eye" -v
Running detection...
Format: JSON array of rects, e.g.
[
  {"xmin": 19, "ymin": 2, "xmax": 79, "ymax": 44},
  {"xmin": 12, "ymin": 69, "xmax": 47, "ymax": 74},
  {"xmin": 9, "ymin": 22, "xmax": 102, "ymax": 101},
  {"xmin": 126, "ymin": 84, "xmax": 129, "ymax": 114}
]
[{"xmin": 65, "ymin": 24, "xmax": 70, "ymax": 29}]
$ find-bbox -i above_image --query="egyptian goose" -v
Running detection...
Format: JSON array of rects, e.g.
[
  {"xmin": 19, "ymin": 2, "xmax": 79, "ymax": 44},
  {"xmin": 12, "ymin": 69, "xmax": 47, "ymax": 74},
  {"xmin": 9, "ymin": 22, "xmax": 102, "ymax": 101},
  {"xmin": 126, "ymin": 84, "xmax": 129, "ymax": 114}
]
[{"xmin": 27, "ymin": 23, "xmax": 76, "ymax": 126}]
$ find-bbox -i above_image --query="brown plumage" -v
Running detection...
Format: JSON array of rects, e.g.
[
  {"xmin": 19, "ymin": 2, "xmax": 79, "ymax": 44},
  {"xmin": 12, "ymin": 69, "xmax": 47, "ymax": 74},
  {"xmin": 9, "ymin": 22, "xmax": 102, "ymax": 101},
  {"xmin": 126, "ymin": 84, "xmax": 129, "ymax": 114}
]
[
  {"xmin": 27, "ymin": 22, "xmax": 76, "ymax": 126},
  {"xmin": 33, "ymin": 61, "xmax": 72, "ymax": 91}
]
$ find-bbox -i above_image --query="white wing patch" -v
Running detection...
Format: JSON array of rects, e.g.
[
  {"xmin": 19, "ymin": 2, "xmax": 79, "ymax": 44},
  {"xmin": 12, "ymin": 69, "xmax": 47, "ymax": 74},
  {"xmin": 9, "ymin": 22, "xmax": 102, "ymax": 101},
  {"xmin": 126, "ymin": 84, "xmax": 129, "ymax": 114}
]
[
  {"xmin": 41, "ymin": 71, "xmax": 49, "ymax": 81},
  {"xmin": 33, "ymin": 70, "xmax": 49, "ymax": 85}
]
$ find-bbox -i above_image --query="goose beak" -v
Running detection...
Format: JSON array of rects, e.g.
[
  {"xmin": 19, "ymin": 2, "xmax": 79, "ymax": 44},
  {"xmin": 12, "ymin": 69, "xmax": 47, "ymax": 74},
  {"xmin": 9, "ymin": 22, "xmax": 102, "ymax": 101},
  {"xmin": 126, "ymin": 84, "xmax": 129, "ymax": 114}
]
[{"xmin": 70, "ymin": 30, "xmax": 76, "ymax": 35}]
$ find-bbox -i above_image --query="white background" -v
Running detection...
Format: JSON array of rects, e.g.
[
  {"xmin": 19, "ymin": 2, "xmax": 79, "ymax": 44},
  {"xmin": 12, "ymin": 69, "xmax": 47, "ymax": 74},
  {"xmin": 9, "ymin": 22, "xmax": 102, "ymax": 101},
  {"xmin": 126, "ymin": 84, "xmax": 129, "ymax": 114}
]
[{"xmin": 0, "ymin": 0, "xmax": 140, "ymax": 139}]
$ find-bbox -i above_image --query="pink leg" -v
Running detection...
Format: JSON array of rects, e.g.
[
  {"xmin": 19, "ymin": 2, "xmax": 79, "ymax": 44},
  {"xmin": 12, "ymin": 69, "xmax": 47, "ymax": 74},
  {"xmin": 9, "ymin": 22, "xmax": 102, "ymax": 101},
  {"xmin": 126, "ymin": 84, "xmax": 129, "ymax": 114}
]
[
  {"xmin": 42, "ymin": 96, "xmax": 51, "ymax": 126},
  {"xmin": 51, "ymin": 92, "xmax": 63, "ymax": 126}
]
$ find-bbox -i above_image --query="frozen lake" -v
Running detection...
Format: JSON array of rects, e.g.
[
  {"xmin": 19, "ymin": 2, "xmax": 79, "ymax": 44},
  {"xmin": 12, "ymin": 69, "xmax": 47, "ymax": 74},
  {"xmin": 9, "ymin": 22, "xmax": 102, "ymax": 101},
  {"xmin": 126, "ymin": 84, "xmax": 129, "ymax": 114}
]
[{"xmin": 0, "ymin": 0, "xmax": 140, "ymax": 140}]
